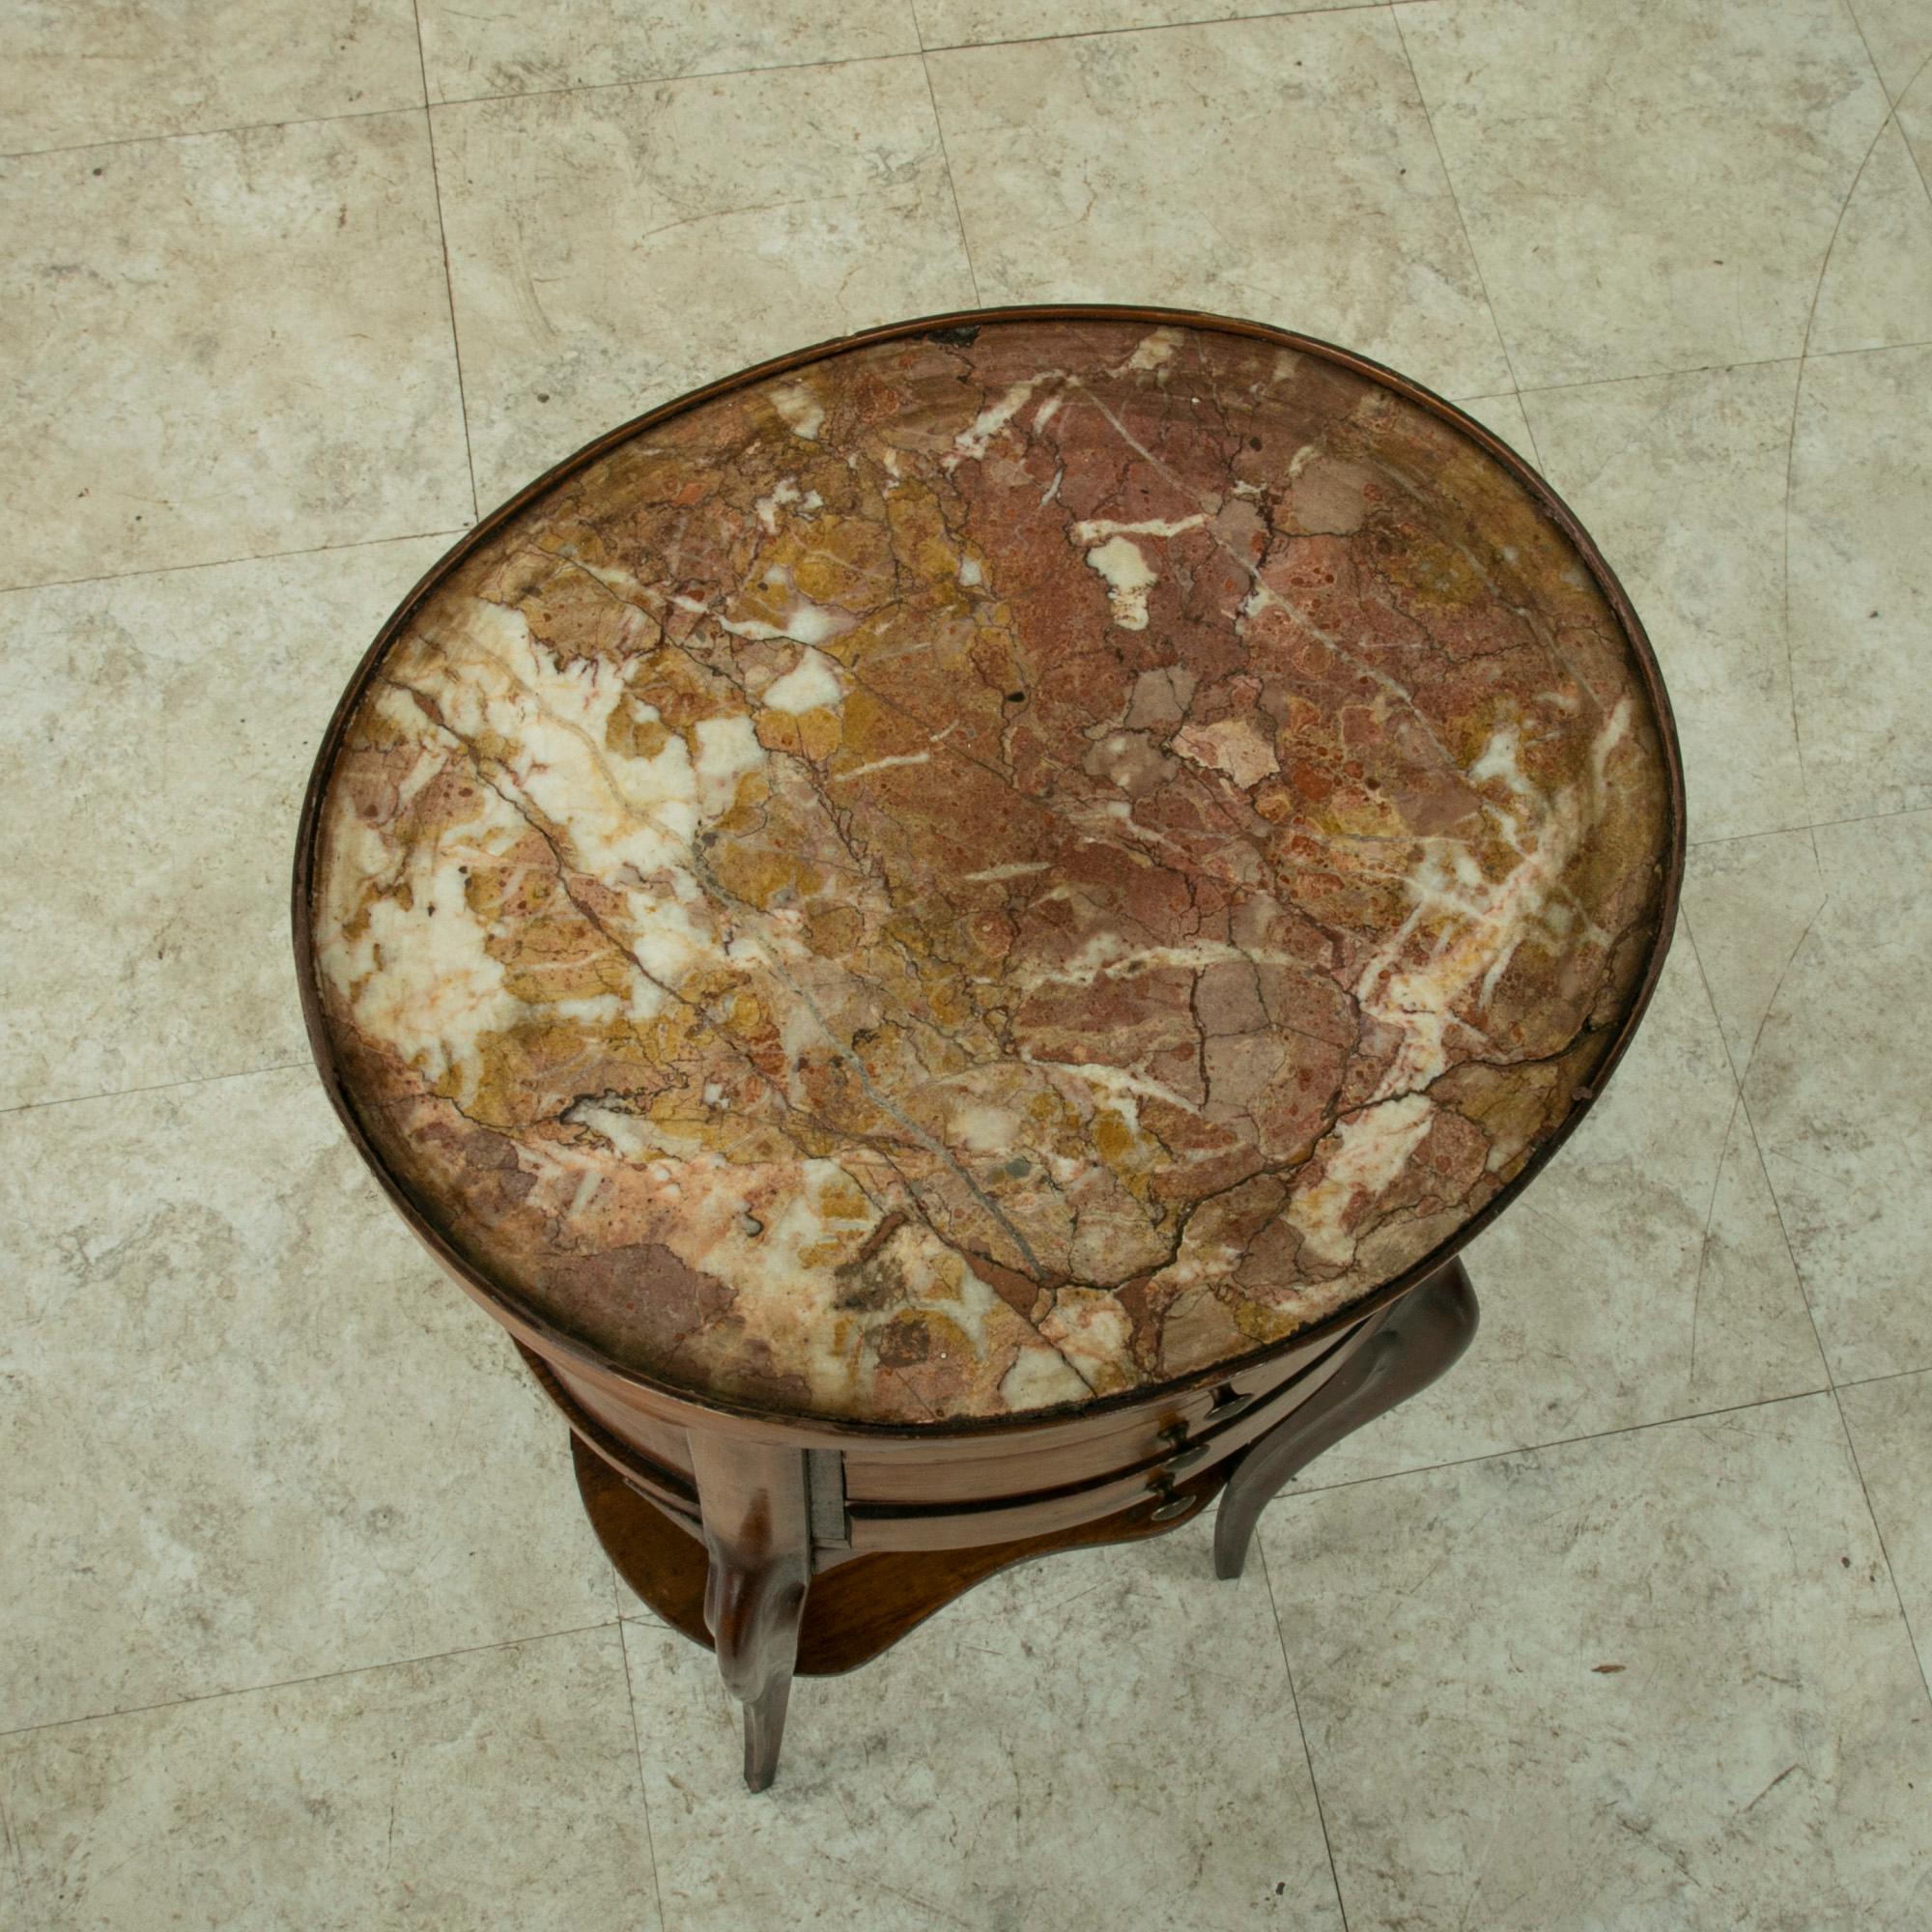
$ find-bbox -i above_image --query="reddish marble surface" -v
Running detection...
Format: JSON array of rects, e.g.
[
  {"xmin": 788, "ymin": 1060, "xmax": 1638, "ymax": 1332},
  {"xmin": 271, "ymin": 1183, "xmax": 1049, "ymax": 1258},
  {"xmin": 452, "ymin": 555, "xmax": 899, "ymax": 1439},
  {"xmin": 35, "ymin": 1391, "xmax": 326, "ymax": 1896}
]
[{"xmin": 308, "ymin": 316, "xmax": 1673, "ymax": 1424}]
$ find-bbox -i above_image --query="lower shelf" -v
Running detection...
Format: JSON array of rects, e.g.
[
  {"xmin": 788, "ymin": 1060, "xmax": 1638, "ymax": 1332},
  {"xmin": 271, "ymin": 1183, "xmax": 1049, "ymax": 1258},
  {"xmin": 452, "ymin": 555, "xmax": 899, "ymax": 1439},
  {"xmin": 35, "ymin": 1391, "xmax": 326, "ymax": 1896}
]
[{"xmin": 572, "ymin": 1434, "xmax": 1224, "ymax": 1676}]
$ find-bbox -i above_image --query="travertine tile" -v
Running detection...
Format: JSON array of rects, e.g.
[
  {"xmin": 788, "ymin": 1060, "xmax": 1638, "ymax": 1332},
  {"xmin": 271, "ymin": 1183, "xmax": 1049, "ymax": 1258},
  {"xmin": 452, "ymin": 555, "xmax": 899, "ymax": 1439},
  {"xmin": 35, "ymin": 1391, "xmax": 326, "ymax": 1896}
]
[
  {"xmin": 0, "ymin": 1067, "xmax": 615, "ymax": 1735},
  {"xmin": 1683, "ymin": 829, "xmax": 1826, "ymax": 1084},
  {"xmin": 432, "ymin": 60, "xmax": 975, "ymax": 508},
  {"xmin": 1788, "ymin": 344, "xmax": 1932, "ymax": 822},
  {"xmin": 1264, "ymin": 1398, "xmax": 1932, "ymax": 1931},
  {"xmin": 1398, "ymin": 0, "xmax": 1903, "ymax": 385},
  {"xmin": 1523, "ymin": 362, "xmax": 1809, "ymax": 843},
  {"xmin": 927, "ymin": 12, "xmax": 1512, "ymax": 399},
  {"xmin": 1839, "ymin": 1370, "xmax": 1932, "ymax": 1684},
  {"xmin": 0, "ymin": 535, "xmax": 450, "ymax": 1112},
  {"xmin": 0, "ymin": 1630, "xmax": 657, "ymax": 1932},
  {"xmin": 418, "ymin": 0, "xmax": 919, "ymax": 102},
  {"xmin": 0, "ymin": 115, "xmax": 471, "ymax": 590},
  {"xmin": 623, "ymin": 1520, "xmax": 1344, "ymax": 1931},
  {"xmin": 1296, "ymin": 929, "xmax": 1825, "ymax": 1491},
  {"xmin": 915, "ymin": 0, "xmax": 1351, "ymax": 51},
  {"xmin": 0, "ymin": 0, "xmax": 421, "ymax": 156},
  {"xmin": 1711, "ymin": 810, "xmax": 1932, "ymax": 1382}
]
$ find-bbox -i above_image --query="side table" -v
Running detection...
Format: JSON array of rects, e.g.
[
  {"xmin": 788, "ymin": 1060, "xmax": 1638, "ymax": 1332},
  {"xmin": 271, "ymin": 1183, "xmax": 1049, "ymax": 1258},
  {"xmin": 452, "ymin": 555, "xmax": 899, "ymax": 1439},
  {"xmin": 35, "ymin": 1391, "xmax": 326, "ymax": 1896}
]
[{"xmin": 295, "ymin": 306, "xmax": 1683, "ymax": 1789}]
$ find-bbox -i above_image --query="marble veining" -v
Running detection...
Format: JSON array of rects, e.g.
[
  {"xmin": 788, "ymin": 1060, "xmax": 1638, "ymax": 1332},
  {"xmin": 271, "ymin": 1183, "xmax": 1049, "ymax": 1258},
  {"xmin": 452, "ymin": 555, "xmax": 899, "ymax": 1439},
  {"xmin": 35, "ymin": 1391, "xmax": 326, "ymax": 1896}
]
[{"xmin": 310, "ymin": 317, "xmax": 1672, "ymax": 1423}]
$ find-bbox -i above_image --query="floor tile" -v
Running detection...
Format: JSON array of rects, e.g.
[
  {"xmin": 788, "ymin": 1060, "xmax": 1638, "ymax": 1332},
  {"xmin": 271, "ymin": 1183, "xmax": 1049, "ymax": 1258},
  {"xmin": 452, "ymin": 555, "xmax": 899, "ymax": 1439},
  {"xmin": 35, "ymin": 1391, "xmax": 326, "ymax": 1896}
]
[
  {"xmin": 915, "ymin": 0, "xmax": 1350, "ymax": 52},
  {"xmin": 1264, "ymin": 1397, "xmax": 1932, "ymax": 1931},
  {"xmin": 1839, "ymin": 1370, "xmax": 1932, "ymax": 1686},
  {"xmin": 432, "ymin": 60, "xmax": 975, "ymax": 509},
  {"xmin": 418, "ymin": 0, "xmax": 919, "ymax": 104},
  {"xmin": 927, "ymin": 12, "xmax": 1512, "ymax": 400},
  {"xmin": 0, "ymin": 0, "xmax": 421, "ymax": 156},
  {"xmin": 1522, "ymin": 361, "xmax": 1809, "ymax": 843},
  {"xmin": 0, "ymin": 1067, "xmax": 616, "ymax": 1735},
  {"xmin": 623, "ymin": 1520, "xmax": 1344, "ymax": 1931},
  {"xmin": 1788, "ymin": 343, "xmax": 1932, "ymax": 822},
  {"xmin": 1398, "ymin": 0, "xmax": 1899, "ymax": 386},
  {"xmin": 0, "ymin": 1629, "xmax": 656, "ymax": 1931},
  {"xmin": 1286, "ymin": 927, "xmax": 1825, "ymax": 1491},
  {"xmin": 0, "ymin": 115, "xmax": 472, "ymax": 591},
  {"xmin": 0, "ymin": 536, "xmax": 450, "ymax": 1113},
  {"xmin": 1706, "ymin": 810, "xmax": 1932, "ymax": 1383}
]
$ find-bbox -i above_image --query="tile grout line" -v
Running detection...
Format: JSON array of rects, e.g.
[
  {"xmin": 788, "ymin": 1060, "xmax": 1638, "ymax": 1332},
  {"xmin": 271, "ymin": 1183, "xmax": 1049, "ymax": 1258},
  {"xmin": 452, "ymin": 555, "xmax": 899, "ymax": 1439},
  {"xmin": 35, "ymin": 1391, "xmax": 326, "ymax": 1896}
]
[
  {"xmin": 1506, "ymin": 337, "xmax": 1932, "ymax": 399},
  {"xmin": 1696, "ymin": 829, "xmax": 1827, "ymax": 1093},
  {"xmin": 1685, "ymin": 817, "xmax": 1818, "ymax": 854},
  {"xmin": 1833, "ymin": 1361, "xmax": 1932, "ymax": 1395},
  {"xmin": 0, "ymin": 94, "xmax": 430, "ymax": 164},
  {"xmin": 1748, "ymin": 1088, "xmax": 1932, "ymax": 1714},
  {"xmin": 1685, "ymin": 797, "xmax": 1932, "ymax": 856},
  {"xmin": 412, "ymin": 0, "xmax": 482, "ymax": 524},
  {"xmin": 0, "ymin": 3, "xmax": 1412, "ymax": 161},
  {"xmin": 1674, "ymin": 896, "xmax": 1838, "ymax": 1446},
  {"xmin": 1674, "ymin": 910, "xmax": 1821, "ymax": 1351},
  {"xmin": 0, "ymin": 526, "xmax": 469, "ymax": 602},
  {"xmin": 0, "ymin": 60, "xmax": 905, "ymax": 164},
  {"xmin": 915, "ymin": 0, "xmax": 1414, "ymax": 62},
  {"xmin": 1256, "ymin": 1538, "xmax": 1352, "ymax": 1931},
  {"xmin": 0, "ymin": 1618, "xmax": 623, "ymax": 1746},
  {"xmin": 0, "ymin": 1059, "xmax": 311, "ymax": 1122},
  {"xmin": 1386, "ymin": 2, "xmax": 1544, "ymax": 471},
  {"xmin": 615, "ymin": 1622, "xmax": 671, "ymax": 1932},
  {"xmin": 1676, "ymin": 911, "xmax": 1932, "ymax": 1719},
  {"xmin": 1264, "ymin": 1383, "xmax": 1839, "ymax": 1511},
  {"xmin": 919, "ymin": 49, "xmax": 983, "ymax": 307}
]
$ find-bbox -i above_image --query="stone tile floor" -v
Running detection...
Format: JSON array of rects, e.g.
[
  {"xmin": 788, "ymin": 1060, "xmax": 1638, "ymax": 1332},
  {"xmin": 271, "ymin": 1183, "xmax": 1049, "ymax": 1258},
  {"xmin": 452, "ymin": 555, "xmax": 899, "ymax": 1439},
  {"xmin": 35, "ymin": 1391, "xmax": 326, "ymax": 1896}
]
[{"xmin": 2, "ymin": 1, "xmax": 1928, "ymax": 1925}]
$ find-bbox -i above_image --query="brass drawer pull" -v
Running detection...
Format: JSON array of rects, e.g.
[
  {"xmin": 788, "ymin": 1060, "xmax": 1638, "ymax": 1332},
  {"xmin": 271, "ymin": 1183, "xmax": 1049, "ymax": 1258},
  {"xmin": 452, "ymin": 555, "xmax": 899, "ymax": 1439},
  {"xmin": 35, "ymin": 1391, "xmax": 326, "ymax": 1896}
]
[
  {"xmin": 1148, "ymin": 1480, "xmax": 1196, "ymax": 1523},
  {"xmin": 1206, "ymin": 1382, "xmax": 1255, "ymax": 1420}
]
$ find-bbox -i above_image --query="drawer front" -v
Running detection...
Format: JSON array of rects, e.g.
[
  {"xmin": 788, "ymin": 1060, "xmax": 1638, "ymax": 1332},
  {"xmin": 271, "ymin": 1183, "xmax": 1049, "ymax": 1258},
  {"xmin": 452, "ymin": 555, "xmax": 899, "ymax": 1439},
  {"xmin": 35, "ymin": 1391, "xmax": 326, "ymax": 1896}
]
[
  {"xmin": 530, "ymin": 1304, "xmax": 1386, "ymax": 1553},
  {"xmin": 841, "ymin": 1312, "xmax": 1382, "ymax": 1552},
  {"xmin": 837, "ymin": 1318, "xmax": 1360, "ymax": 1509}
]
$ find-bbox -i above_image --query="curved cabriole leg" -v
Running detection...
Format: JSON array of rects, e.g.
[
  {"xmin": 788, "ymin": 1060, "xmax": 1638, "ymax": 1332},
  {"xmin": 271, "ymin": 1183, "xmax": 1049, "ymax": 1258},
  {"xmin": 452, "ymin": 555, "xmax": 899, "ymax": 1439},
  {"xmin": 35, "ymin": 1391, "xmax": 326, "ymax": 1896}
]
[
  {"xmin": 1214, "ymin": 1257, "xmax": 1480, "ymax": 1581},
  {"xmin": 688, "ymin": 1435, "xmax": 813, "ymax": 1792}
]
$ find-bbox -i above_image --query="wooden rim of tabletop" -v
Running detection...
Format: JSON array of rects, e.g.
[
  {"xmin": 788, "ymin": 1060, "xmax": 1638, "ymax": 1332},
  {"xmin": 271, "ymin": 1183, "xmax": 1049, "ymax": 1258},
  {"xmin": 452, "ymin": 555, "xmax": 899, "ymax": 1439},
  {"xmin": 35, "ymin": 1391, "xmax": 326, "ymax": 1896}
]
[{"xmin": 291, "ymin": 302, "xmax": 1688, "ymax": 1444}]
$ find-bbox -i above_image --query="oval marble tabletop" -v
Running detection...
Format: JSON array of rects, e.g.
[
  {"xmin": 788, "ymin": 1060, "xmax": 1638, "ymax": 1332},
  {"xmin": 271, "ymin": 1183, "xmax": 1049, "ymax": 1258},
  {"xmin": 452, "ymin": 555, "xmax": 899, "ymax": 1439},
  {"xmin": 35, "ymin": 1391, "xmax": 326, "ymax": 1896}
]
[{"xmin": 301, "ymin": 309, "xmax": 1680, "ymax": 1428}]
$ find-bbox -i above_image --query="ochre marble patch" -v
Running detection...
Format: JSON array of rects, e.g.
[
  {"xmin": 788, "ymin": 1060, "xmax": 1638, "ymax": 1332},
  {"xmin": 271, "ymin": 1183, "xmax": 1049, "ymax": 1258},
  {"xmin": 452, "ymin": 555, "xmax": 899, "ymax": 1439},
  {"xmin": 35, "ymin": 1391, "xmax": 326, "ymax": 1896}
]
[{"xmin": 309, "ymin": 317, "xmax": 1674, "ymax": 1424}]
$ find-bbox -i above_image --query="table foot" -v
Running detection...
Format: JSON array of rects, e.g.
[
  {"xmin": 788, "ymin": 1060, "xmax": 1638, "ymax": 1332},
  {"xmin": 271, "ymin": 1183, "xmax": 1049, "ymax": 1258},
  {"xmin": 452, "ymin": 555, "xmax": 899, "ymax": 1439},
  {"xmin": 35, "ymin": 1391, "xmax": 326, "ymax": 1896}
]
[
  {"xmin": 688, "ymin": 1436, "xmax": 811, "ymax": 1792},
  {"xmin": 742, "ymin": 1675, "xmax": 793, "ymax": 1794},
  {"xmin": 1213, "ymin": 1258, "xmax": 1480, "ymax": 1580}
]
